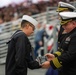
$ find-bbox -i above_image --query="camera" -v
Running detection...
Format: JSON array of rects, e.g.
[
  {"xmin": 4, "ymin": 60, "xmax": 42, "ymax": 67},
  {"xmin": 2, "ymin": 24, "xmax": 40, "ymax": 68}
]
[{"xmin": 37, "ymin": 56, "xmax": 47, "ymax": 64}]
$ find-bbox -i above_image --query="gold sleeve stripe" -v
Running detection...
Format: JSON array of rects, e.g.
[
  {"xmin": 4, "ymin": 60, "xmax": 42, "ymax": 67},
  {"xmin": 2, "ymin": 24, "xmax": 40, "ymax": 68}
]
[
  {"xmin": 52, "ymin": 57, "xmax": 62, "ymax": 68},
  {"xmin": 54, "ymin": 51, "xmax": 61, "ymax": 56}
]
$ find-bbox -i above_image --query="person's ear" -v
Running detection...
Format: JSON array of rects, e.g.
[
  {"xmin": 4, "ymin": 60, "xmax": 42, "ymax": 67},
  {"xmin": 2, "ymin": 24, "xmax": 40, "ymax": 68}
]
[
  {"xmin": 72, "ymin": 21, "xmax": 76, "ymax": 27},
  {"xmin": 74, "ymin": 21, "xmax": 76, "ymax": 27}
]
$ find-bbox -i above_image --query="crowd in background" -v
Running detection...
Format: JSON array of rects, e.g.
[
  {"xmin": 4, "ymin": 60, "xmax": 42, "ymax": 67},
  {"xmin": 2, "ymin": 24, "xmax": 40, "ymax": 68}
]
[{"xmin": 0, "ymin": 0, "xmax": 75, "ymax": 24}]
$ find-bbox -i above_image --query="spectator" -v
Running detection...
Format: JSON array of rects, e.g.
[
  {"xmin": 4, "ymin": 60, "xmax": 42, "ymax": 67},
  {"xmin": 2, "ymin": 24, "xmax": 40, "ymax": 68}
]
[{"xmin": 34, "ymin": 23, "xmax": 45, "ymax": 58}]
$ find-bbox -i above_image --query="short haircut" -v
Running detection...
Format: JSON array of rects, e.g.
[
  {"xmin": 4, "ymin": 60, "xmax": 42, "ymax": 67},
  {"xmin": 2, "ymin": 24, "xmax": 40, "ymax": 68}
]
[{"xmin": 21, "ymin": 20, "xmax": 31, "ymax": 28}]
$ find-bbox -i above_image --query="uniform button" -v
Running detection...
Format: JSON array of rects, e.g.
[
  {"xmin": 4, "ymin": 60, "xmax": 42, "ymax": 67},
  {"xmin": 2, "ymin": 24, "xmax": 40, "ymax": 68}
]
[
  {"xmin": 58, "ymin": 42, "xmax": 60, "ymax": 43},
  {"xmin": 58, "ymin": 47, "xmax": 60, "ymax": 49},
  {"xmin": 60, "ymin": 61, "xmax": 62, "ymax": 64},
  {"xmin": 61, "ymin": 49, "xmax": 63, "ymax": 51}
]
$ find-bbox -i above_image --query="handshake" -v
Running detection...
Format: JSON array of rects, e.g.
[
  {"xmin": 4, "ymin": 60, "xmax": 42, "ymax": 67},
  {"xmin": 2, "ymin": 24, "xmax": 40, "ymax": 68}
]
[{"xmin": 37, "ymin": 53, "xmax": 55, "ymax": 69}]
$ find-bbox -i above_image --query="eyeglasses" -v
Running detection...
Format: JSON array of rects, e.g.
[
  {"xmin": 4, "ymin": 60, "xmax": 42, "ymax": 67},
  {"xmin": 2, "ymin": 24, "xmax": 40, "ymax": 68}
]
[{"xmin": 29, "ymin": 24, "xmax": 35, "ymax": 31}]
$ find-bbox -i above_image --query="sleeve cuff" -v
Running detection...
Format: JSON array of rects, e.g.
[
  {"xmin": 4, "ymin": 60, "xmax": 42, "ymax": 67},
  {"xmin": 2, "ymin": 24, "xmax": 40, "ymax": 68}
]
[{"xmin": 50, "ymin": 57, "xmax": 62, "ymax": 69}]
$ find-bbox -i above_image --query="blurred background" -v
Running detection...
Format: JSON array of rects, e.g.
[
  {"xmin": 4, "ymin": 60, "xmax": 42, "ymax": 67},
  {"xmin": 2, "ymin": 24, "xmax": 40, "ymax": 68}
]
[{"xmin": 0, "ymin": 0, "xmax": 76, "ymax": 75}]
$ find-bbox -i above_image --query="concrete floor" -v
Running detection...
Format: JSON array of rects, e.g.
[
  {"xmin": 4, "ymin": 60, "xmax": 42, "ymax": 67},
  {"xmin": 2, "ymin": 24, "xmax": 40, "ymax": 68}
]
[{"xmin": 0, "ymin": 64, "xmax": 47, "ymax": 75}]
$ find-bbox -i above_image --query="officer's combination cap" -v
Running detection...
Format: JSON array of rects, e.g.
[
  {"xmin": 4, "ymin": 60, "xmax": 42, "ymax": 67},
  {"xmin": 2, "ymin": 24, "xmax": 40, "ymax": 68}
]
[
  {"xmin": 56, "ymin": 1, "xmax": 76, "ymax": 12},
  {"xmin": 22, "ymin": 15, "xmax": 38, "ymax": 26},
  {"xmin": 59, "ymin": 12, "xmax": 76, "ymax": 25}
]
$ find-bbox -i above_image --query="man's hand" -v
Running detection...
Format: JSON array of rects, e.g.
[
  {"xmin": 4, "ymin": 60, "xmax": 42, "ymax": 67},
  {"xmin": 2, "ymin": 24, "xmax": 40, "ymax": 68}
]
[
  {"xmin": 45, "ymin": 53, "xmax": 55, "ymax": 61},
  {"xmin": 41, "ymin": 61, "xmax": 50, "ymax": 69},
  {"xmin": 39, "ymin": 41, "xmax": 43, "ymax": 46}
]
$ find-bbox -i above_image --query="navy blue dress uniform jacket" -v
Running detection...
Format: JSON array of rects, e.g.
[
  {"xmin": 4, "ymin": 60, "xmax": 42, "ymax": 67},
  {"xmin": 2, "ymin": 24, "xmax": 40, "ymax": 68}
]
[
  {"xmin": 5, "ymin": 30, "xmax": 41, "ymax": 75},
  {"xmin": 58, "ymin": 26, "xmax": 67, "ymax": 44},
  {"xmin": 50, "ymin": 28, "xmax": 76, "ymax": 75}
]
